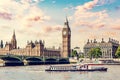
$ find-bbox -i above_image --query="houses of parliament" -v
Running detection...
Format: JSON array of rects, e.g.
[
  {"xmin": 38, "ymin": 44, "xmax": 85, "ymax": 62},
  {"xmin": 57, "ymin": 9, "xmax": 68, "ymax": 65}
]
[{"xmin": 0, "ymin": 18, "xmax": 71, "ymax": 58}]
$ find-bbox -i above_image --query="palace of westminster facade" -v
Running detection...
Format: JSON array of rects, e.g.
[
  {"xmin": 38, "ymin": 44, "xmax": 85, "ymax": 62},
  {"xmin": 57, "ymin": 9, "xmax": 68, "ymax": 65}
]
[{"xmin": 0, "ymin": 18, "xmax": 71, "ymax": 58}]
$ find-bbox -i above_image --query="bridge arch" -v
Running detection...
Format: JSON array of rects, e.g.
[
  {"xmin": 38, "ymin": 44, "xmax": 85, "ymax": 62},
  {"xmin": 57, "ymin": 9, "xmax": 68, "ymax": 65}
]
[
  {"xmin": 24, "ymin": 57, "xmax": 43, "ymax": 65},
  {"xmin": 45, "ymin": 58, "xmax": 57, "ymax": 64},
  {"xmin": 58, "ymin": 58, "xmax": 70, "ymax": 64},
  {"xmin": 1, "ymin": 56, "xmax": 24, "ymax": 66}
]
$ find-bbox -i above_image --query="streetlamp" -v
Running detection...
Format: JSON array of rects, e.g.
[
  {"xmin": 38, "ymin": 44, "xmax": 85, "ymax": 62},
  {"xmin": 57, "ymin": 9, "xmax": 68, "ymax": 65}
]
[{"xmin": 43, "ymin": 49, "xmax": 45, "ymax": 64}]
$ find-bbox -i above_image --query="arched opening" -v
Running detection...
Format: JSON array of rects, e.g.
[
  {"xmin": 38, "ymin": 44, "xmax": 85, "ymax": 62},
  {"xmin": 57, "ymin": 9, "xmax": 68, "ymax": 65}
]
[
  {"xmin": 59, "ymin": 59, "xmax": 70, "ymax": 64},
  {"xmin": 25, "ymin": 57, "xmax": 43, "ymax": 65},
  {"xmin": 1, "ymin": 56, "xmax": 23, "ymax": 66},
  {"xmin": 45, "ymin": 58, "xmax": 57, "ymax": 64}
]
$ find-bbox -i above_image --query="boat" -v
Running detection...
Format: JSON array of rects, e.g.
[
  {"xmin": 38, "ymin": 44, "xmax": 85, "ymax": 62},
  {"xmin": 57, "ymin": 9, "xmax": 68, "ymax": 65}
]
[{"xmin": 45, "ymin": 63, "xmax": 107, "ymax": 72}]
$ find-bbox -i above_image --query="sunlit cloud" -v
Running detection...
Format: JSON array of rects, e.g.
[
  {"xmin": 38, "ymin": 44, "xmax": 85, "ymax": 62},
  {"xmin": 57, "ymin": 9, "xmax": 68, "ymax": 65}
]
[
  {"xmin": 0, "ymin": 0, "xmax": 119, "ymax": 49},
  {"xmin": 89, "ymin": 34, "xmax": 99, "ymax": 39},
  {"xmin": 0, "ymin": 0, "xmax": 51, "ymax": 36},
  {"xmin": 43, "ymin": 25, "xmax": 62, "ymax": 33},
  {"xmin": 64, "ymin": 5, "xmax": 75, "ymax": 11},
  {"xmin": 88, "ymin": 31, "xmax": 118, "ymax": 40},
  {"xmin": 96, "ymin": 0, "xmax": 115, "ymax": 6},
  {"xmin": 0, "ymin": 12, "xmax": 12, "ymax": 20},
  {"xmin": 103, "ymin": 31, "xmax": 117, "ymax": 37},
  {"xmin": 71, "ymin": 0, "xmax": 119, "ymax": 31}
]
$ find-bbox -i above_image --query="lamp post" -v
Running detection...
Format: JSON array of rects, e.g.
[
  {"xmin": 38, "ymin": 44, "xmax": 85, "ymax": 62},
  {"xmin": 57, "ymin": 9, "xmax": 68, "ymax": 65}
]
[{"xmin": 43, "ymin": 49, "xmax": 45, "ymax": 64}]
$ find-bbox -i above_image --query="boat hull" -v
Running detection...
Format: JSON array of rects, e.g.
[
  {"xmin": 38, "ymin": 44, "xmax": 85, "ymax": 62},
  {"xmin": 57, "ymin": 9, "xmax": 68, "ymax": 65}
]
[{"xmin": 45, "ymin": 68, "xmax": 107, "ymax": 72}]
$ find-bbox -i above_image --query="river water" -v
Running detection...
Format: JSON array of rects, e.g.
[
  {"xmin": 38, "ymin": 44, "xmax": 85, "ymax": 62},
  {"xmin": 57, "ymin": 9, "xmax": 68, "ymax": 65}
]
[{"xmin": 0, "ymin": 65, "xmax": 119, "ymax": 80}]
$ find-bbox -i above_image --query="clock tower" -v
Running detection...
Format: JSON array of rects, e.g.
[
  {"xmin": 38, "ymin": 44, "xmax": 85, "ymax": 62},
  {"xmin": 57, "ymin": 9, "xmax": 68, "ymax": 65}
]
[{"xmin": 62, "ymin": 17, "xmax": 71, "ymax": 58}]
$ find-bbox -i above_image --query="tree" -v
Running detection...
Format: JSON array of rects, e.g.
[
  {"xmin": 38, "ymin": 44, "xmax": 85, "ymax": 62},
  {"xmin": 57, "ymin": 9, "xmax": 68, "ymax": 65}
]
[
  {"xmin": 88, "ymin": 48, "xmax": 94, "ymax": 60},
  {"xmin": 88, "ymin": 47, "xmax": 102, "ymax": 60},
  {"xmin": 115, "ymin": 46, "xmax": 120, "ymax": 58},
  {"xmin": 71, "ymin": 49, "xmax": 84, "ymax": 60},
  {"xmin": 79, "ymin": 54, "xmax": 84, "ymax": 58},
  {"xmin": 71, "ymin": 49, "xmax": 78, "ymax": 57}
]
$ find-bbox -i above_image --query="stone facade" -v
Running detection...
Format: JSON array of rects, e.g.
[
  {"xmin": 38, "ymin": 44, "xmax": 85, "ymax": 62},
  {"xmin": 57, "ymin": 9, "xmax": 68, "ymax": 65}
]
[
  {"xmin": 0, "ymin": 31, "xmax": 61, "ymax": 57},
  {"xmin": 62, "ymin": 17, "xmax": 71, "ymax": 58},
  {"xmin": 84, "ymin": 38, "xmax": 119, "ymax": 58}
]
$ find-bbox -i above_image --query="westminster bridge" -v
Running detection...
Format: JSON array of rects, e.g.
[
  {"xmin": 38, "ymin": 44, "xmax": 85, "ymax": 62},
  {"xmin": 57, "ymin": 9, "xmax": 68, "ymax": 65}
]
[{"xmin": 0, "ymin": 54, "xmax": 69, "ymax": 66}]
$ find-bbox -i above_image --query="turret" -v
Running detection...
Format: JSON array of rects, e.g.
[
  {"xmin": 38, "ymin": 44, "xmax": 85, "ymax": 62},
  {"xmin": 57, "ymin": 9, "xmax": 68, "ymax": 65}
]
[
  {"xmin": 27, "ymin": 40, "xmax": 29, "ymax": 45},
  {"xmin": 94, "ymin": 39, "xmax": 97, "ymax": 43},
  {"xmin": 101, "ymin": 38, "xmax": 105, "ymax": 43},
  {"xmin": 87, "ymin": 39, "xmax": 90, "ymax": 44},
  {"xmin": 91, "ymin": 40, "xmax": 92, "ymax": 43},
  {"xmin": 11, "ymin": 30, "xmax": 17, "ymax": 49},
  {"xmin": 35, "ymin": 40, "xmax": 38, "ymax": 44},
  {"xmin": 0, "ymin": 40, "xmax": 3, "ymax": 48}
]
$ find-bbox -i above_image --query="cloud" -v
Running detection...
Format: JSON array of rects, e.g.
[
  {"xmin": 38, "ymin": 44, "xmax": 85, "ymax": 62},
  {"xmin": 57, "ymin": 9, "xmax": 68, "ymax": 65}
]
[
  {"xmin": 88, "ymin": 31, "xmax": 118, "ymax": 40},
  {"xmin": 115, "ymin": 6, "xmax": 120, "ymax": 11},
  {"xmin": 71, "ymin": 0, "xmax": 119, "ymax": 31},
  {"xmin": 75, "ymin": 0, "xmax": 114, "ymax": 10},
  {"xmin": 52, "ymin": 0, "xmax": 56, "ymax": 4},
  {"xmin": 1, "ymin": 26, "xmax": 11, "ymax": 30},
  {"xmin": 28, "ymin": 16, "xmax": 41, "ymax": 21},
  {"xmin": 17, "ymin": 24, "xmax": 62, "ymax": 38},
  {"xmin": 15, "ymin": 0, "xmax": 40, "ymax": 4},
  {"xmin": 0, "ymin": 12, "xmax": 12, "ymax": 20},
  {"xmin": 96, "ymin": 0, "xmax": 115, "ymax": 6},
  {"xmin": 43, "ymin": 25, "xmax": 62, "ymax": 33},
  {"xmin": 0, "ymin": 0, "xmax": 57, "ymax": 42},
  {"xmin": 112, "ymin": 26, "xmax": 120, "ymax": 30},
  {"xmin": 103, "ymin": 31, "xmax": 117, "ymax": 37},
  {"xmin": 73, "ymin": 9, "xmax": 107, "ymax": 30},
  {"xmin": 0, "ymin": 0, "xmax": 50, "ymax": 27},
  {"xmin": 79, "ymin": 29, "xmax": 87, "ymax": 33},
  {"xmin": 64, "ymin": 5, "xmax": 75, "ymax": 11},
  {"xmin": 105, "ymin": 19, "xmax": 120, "ymax": 30},
  {"xmin": 25, "ymin": 6, "xmax": 50, "ymax": 22},
  {"xmin": 88, "ymin": 34, "xmax": 99, "ymax": 39},
  {"xmin": 75, "ymin": 0, "xmax": 98, "ymax": 12},
  {"xmin": 72, "ymin": 0, "xmax": 109, "ymax": 30}
]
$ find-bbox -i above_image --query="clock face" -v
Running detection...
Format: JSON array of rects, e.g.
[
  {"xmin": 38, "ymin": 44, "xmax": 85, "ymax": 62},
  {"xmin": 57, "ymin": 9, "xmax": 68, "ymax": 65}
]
[{"xmin": 63, "ymin": 31, "xmax": 66, "ymax": 35}]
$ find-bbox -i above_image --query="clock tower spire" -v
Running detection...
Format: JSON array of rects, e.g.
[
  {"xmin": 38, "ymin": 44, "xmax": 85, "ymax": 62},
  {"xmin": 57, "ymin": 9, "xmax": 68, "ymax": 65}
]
[{"xmin": 62, "ymin": 17, "xmax": 71, "ymax": 58}]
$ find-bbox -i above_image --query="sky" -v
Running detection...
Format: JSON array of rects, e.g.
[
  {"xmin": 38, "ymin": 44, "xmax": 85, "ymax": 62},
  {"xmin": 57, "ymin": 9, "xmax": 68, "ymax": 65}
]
[{"xmin": 0, "ymin": 0, "xmax": 120, "ymax": 51}]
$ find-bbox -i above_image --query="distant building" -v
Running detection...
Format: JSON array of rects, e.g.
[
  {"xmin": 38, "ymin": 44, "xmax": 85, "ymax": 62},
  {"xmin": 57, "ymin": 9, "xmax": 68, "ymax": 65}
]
[{"xmin": 84, "ymin": 38, "xmax": 119, "ymax": 58}]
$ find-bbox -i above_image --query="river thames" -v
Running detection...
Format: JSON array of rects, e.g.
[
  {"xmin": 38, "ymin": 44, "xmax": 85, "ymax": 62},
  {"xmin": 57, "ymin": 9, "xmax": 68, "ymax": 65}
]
[{"xmin": 0, "ymin": 65, "xmax": 119, "ymax": 80}]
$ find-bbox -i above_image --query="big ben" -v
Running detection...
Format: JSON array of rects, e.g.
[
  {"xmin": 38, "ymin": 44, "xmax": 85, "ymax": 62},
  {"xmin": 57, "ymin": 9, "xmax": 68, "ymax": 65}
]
[{"xmin": 62, "ymin": 17, "xmax": 71, "ymax": 58}]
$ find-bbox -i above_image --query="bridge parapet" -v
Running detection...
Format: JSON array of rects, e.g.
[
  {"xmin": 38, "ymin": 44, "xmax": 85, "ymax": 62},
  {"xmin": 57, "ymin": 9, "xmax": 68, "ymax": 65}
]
[{"xmin": 0, "ymin": 55, "xmax": 70, "ymax": 66}]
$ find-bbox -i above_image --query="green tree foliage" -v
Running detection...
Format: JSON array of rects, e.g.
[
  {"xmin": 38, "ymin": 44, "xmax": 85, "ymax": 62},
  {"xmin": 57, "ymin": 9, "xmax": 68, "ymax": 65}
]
[
  {"xmin": 115, "ymin": 46, "xmax": 120, "ymax": 58},
  {"xmin": 79, "ymin": 54, "xmax": 84, "ymax": 58},
  {"xmin": 71, "ymin": 50, "xmax": 78, "ymax": 57},
  {"xmin": 88, "ymin": 47, "xmax": 102, "ymax": 59}
]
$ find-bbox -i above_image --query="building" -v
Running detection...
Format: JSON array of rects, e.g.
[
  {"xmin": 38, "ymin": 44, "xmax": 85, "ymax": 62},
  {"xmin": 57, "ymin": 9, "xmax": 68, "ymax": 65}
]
[
  {"xmin": 62, "ymin": 17, "xmax": 71, "ymax": 58},
  {"xmin": 0, "ymin": 17, "xmax": 71, "ymax": 58},
  {"xmin": 0, "ymin": 30, "xmax": 61, "ymax": 57},
  {"xmin": 84, "ymin": 38, "xmax": 119, "ymax": 58}
]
